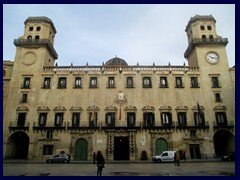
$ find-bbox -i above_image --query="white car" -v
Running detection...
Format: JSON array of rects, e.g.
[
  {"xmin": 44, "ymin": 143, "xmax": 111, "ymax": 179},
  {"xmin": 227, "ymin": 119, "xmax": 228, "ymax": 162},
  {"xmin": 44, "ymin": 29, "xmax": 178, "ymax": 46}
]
[{"xmin": 152, "ymin": 151, "xmax": 176, "ymax": 163}]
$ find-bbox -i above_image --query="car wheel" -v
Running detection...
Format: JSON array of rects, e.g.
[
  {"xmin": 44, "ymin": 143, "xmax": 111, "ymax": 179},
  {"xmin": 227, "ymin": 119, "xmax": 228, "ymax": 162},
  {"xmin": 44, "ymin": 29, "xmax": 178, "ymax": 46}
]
[
  {"xmin": 157, "ymin": 159, "xmax": 161, "ymax": 163},
  {"xmin": 64, "ymin": 159, "xmax": 67, "ymax": 163}
]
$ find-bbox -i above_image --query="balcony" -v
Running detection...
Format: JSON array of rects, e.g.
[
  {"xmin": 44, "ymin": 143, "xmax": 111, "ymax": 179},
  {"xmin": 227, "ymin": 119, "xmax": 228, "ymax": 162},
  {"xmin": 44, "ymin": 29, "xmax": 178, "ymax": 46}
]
[
  {"xmin": 176, "ymin": 121, "xmax": 209, "ymax": 130},
  {"xmin": 213, "ymin": 121, "xmax": 234, "ymax": 131},
  {"xmin": 101, "ymin": 121, "xmax": 141, "ymax": 130},
  {"xmin": 67, "ymin": 122, "xmax": 99, "ymax": 131},
  {"xmin": 9, "ymin": 122, "xmax": 30, "ymax": 132},
  {"xmin": 184, "ymin": 38, "xmax": 228, "ymax": 58},
  {"xmin": 14, "ymin": 38, "xmax": 58, "ymax": 59},
  {"xmin": 142, "ymin": 121, "xmax": 175, "ymax": 130},
  {"xmin": 33, "ymin": 122, "xmax": 66, "ymax": 131}
]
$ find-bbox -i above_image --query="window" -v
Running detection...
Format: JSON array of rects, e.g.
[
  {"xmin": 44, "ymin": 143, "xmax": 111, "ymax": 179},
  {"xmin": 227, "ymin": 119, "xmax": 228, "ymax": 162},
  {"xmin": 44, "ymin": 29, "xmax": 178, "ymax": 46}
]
[
  {"xmin": 194, "ymin": 112, "xmax": 205, "ymax": 126},
  {"xmin": 162, "ymin": 152, "xmax": 168, "ymax": 157},
  {"xmin": 143, "ymin": 112, "xmax": 155, "ymax": 127},
  {"xmin": 35, "ymin": 35, "xmax": 40, "ymax": 39},
  {"xmin": 143, "ymin": 77, "xmax": 152, "ymax": 88},
  {"xmin": 215, "ymin": 112, "xmax": 227, "ymax": 126},
  {"xmin": 202, "ymin": 35, "xmax": 206, "ymax": 39},
  {"xmin": 72, "ymin": 113, "xmax": 80, "ymax": 127},
  {"xmin": 175, "ymin": 77, "xmax": 183, "ymax": 88},
  {"xmin": 89, "ymin": 112, "xmax": 98, "ymax": 127},
  {"xmin": 215, "ymin": 93, "xmax": 222, "ymax": 102},
  {"xmin": 207, "ymin": 25, "xmax": 212, "ymax": 30},
  {"xmin": 39, "ymin": 113, "xmax": 47, "ymax": 127},
  {"xmin": 54, "ymin": 113, "xmax": 64, "ymax": 127},
  {"xmin": 89, "ymin": 77, "xmax": 98, "ymax": 88},
  {"xmin": 29, "ymin": 26, "xmax": 33, "ymax": 31},
  {"xmin": 177, "ymin": 112, "xmax": 187, "ymax": 126},
  {"xmin": 190, "ymin": 130, "xmax": 196, "ymax": 138},
  {"xmin": 209, "ymin": 34, "xmax": 213, "ymax": 38},
  {"xmin": 190, "ymin": 77, "xmax": 199, "ymax": 88},
  {"xmin": 17, "ymin": 113, "xmax": 26, "ymax": 127},
  {"xmin": 200, "ymin": 25, "xmax": 205, "ymax": 30},
  {"xmin": 27, "ymin": 35, "xmax": 32, "ymax": 39},
  {"xmin": 212, "ymin": 77, "xmax": 220, "ymax": 88},
  {"xmin": 108, "ymin": 77, "xmax": 115, "ymax": 88},
  {"xmin": 105, "ymin": 113, "xmax": 115, "ymax": 127},
  {"xmin": 161, "ymin": 112, "xmax": 172, "ymax": 126},
  {"xmin": 43, "ymin": 145, "xmax": 53, "ymax": 155},
  {"xmin": 127, "ymin": 113, "xmax": 135, "ymax": 127},
  {"xmin": 3, "ymin": 70, "xmax": 6, "ymax": 77},
  {"xmin": 21, "ymin": 94, "xmax": 28, "ymax": 103},
  {"xmin": 160, "ymin": 77, "xmax": 168, "ymax": 88},
  {"xmin": 58, "ymin": 77, "xmax": 67, "ymax": 88},
  {"xmin": 37, "ymin": 26, "xmax": 41, "ymax": 31},
  {"xmin": 22, "ymin": 77, "xmax": 30, "ymax": 88},
  {"xmin": 126, "ymin": 77, "xmax": 134, "ymax": 88},
  {"xmin": 43, "ymin": 77, "xmax": 51, "ymax": 88},
  {"xmin": 46, "ymin": 130, "xmax": 53, "ymax": 139},
  {"xmin": 74, "ymin": 77, "xmax": 82, "ymax": 88}
]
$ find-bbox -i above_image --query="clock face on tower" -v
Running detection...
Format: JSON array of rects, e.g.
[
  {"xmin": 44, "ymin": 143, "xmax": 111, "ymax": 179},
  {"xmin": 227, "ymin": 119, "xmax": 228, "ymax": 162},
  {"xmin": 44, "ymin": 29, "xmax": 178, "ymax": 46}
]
[{"xmin": 206, "ymin": 52, "xmax": 219, "ymax": 64}]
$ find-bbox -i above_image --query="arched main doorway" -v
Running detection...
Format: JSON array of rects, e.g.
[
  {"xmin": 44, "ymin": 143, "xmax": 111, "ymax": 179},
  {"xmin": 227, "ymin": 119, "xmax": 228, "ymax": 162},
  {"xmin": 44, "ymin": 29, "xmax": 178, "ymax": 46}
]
[
  {"xmin": 75, "ymin": 138, "xmax": 88, "ymax": 160},
  {"xmin": 5, "ymin": 131, "xmax": 29, "ymax": 159},
  {"xmin": 155, "ymin": 138, "xmax": 168, "ymax": 155},
  {"xmin": 213, "ymin": 130, "xmax": 235, "ymax": 158}
]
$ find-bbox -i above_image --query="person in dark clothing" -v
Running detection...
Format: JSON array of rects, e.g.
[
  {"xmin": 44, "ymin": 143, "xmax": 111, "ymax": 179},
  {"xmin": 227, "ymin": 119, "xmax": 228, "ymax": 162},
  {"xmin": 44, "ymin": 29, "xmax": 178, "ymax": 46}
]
[
  {"xmin": 174, "ymin": 152, "xmax": 177, "ymax": 165},
  {"xmin": 96, "ymin": 151, "xmax": 105, "ymax": 176},
  {"xmin": 93, "ymin": 152, "xmax": 96, "ymax": 164}
]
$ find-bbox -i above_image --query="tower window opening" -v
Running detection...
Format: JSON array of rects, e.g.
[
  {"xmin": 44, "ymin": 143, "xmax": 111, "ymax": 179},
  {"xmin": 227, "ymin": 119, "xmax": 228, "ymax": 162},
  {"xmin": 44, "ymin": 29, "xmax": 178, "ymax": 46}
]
[
  {"xmin": 35, "ymin": 35, "xmax": 40, "ymax": 39},
  {"xmin": 202, "ymin": 35, "xmax": 206, "ymax": 39},
  {"xmin": 27, "ymin": 35, "xmax": 32, "ymax": 39},
  {"xmin": 37, "ymin": 26, "xmax": 41, "ymax": 31},
  {"xmin": 209, "ymin": 34, "xmax": 213, "ymax": 39},
  {"xmin": 207, "ymin": 25, "xmax": 212, "ymax": 30},
  {"xmin": 29, "ymin": 26, "xmax": 33, "ymax": 31},
  {"xmin": 200, "ymin": 25, "xmax": 205, "ymax": 30}
]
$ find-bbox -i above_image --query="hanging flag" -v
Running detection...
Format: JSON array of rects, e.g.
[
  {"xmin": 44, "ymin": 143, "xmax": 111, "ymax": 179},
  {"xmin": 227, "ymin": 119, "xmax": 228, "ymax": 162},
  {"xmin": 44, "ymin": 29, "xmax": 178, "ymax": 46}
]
[
  {"xmin": 144, "ymin": 110, "xmax": 148, "ymax": 126},
  {"xmin": 119, "ymin": 105, "xmax": 122, "ymax": 120},
  {"xmin": 91, "ymin": 106, "xmax": 95, "ymax": 121},
  {"xmin": 197, "ymin": 102, "xmax": 202, "ymax": 114},
  {"xmin": 197, "ymin": 102, "xmax": 203, "ymax": 124}
]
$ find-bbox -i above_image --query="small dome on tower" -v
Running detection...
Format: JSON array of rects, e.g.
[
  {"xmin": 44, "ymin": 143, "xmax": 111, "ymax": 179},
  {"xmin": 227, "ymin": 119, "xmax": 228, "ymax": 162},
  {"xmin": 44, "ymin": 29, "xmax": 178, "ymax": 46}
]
[{"xmin": 105, "ymin": 56, "xmax": 128, "ymax": 66}]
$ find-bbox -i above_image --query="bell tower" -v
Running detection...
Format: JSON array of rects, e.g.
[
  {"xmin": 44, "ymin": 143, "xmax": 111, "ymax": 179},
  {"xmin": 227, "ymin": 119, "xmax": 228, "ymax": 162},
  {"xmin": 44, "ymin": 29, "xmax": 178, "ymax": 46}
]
[
  {"xmin": 13, "ymin": 16, "xmax": 58, "ymax": 73},
  {"xmin": 184, "ymin": 15, "xmax": 229, "ymax": 70}
]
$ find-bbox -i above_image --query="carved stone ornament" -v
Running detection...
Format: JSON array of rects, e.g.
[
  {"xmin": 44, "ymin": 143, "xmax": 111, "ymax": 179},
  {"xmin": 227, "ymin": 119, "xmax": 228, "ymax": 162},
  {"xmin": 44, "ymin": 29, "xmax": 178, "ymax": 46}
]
[{"xmin": 114, "ymin": 91, "xmax": 127, "ymax": 105}]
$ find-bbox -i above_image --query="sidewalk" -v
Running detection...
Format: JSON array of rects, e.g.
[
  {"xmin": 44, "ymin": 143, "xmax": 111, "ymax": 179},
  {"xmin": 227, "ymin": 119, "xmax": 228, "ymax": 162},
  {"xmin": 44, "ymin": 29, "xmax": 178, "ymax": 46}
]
[{"xmin": 3, "ymin": 158, "xmax": 222, "ymax": 164}]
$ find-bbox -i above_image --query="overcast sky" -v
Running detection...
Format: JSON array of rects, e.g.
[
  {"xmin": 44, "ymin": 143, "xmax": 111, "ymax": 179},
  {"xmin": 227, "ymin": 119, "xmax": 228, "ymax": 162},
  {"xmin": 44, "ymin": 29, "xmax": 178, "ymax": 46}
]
[{"xmin": 3, "ymin": 4, "xmax": 235, "ymax": 67}]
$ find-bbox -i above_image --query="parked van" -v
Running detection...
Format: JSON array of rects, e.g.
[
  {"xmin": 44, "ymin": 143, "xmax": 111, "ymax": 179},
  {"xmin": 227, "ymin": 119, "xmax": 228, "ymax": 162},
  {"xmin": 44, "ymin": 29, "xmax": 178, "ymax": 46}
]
[{"xmin": 152, "ymin": 151, "xmax": 176, "ymax": 163}]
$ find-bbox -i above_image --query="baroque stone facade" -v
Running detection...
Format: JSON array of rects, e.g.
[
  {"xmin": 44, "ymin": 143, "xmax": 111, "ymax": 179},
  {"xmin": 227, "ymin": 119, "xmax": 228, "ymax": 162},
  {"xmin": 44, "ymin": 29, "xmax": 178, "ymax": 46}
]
[{"xmin": 3, "ymin": 15, "xmax": 235, "ymax": 161}]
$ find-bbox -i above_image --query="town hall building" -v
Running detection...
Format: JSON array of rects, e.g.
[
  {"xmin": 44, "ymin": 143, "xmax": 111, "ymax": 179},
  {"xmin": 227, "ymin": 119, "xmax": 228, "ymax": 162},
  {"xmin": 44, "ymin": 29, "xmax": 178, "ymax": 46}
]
[{"xmin": 3, "ymin": 15, "xmax": 235, "ymax": 161}]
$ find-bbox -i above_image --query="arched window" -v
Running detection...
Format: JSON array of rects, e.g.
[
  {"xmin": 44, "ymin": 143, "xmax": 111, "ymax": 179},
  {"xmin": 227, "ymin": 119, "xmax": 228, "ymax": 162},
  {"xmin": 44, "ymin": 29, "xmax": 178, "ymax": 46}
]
[
  {"xmin": 209, "ymin": 34, "xmax": 213, "ymax": 38},
  {"xmin": 3, "ymin": 70, "xmax": 6, "ymax": 77},
  {"xmin": 35, "ymin": 35, "xmax": 40, "ymax": 39},
  {"xmin": 202, "ymin": 35, "xmax": 206, "ymax": 39},
  {"xmin": 27, "ymin": 35, "xmax": 32, "ymax": 39}
]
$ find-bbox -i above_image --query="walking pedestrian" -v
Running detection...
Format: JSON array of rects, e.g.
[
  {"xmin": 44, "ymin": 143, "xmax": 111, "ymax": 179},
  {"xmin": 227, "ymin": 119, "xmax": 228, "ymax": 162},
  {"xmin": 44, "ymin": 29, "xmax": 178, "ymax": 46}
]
[
  {"xmin": 174, "ymin": 152, "xmax": 177, "ymax": 166},
  {"xmin": 96, "ymin": 151, "xmax": 105, "ymax": 176},
  {"xmin": 176, "ymin": 151, "xmax": 180, "ymax": 166}
]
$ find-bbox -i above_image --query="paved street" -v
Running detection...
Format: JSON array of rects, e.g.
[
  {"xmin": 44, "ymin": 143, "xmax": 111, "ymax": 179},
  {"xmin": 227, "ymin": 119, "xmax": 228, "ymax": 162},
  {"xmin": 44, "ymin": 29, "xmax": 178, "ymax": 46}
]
[{"xmin": 3, "ymin": 160, "xmax": 235, "ymax": 176}]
